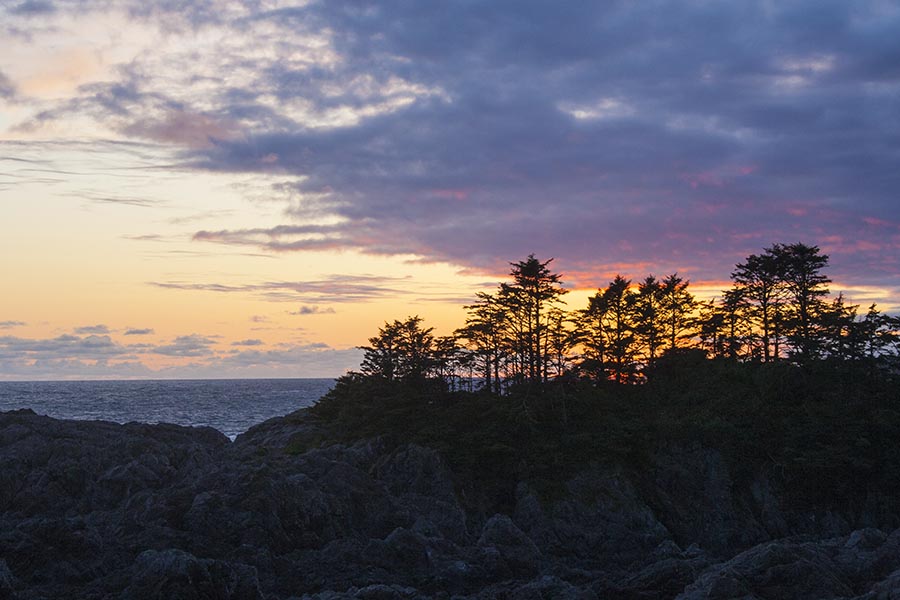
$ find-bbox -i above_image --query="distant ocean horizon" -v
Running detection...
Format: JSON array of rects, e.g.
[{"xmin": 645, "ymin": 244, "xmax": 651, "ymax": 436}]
[{"xmin": 0, "ymin": 378, "xmax": 335, "ymax": 440}]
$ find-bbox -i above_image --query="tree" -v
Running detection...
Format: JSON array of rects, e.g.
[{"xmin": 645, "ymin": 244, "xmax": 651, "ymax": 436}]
[
  {"xmin": 773, "ymin": 243, "xmax": 831, "ymax": 361},
  {"xmin": 819, "ymin": 293, "xmax": 859, "ymax": 361},
  {"xmin": 659, "ymin": 273, "xmax": 697, "ymax": 351},
  {"xmin": 581, "ymin": 275, "xmax": 638, "ymax": 383},
  {"xmin": 731, "ymin": 248, "xmax": 787, "ymax": 361},
  {"xmin": 633, "ymin": 275, "xmax": 665, "ymax": 366},
  {"xmin": 358, "ymin": 316, "xmax": 447, "ymax": 385},
  {"xmin": 457, "ymin": 292, "xmax": 508, "ymax": 394},
  {"xmin": 503, "ymin": 255, "xmax": 568, "ymax": 385}
]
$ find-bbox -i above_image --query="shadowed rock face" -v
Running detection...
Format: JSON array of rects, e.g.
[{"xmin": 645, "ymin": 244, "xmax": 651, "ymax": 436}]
[{"xmin": 2, "ymin": 408, "xmax": 900, "ymax": 599}]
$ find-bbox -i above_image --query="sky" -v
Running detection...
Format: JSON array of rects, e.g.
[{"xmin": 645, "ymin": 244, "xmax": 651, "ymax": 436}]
[{"xmin": 1, "ymin": 0, "xmax": 899, "ymax": 380}]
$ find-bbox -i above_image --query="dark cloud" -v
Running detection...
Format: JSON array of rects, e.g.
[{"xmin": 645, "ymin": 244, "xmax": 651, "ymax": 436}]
[
  {"xmin": 124, "ymin": 328, "xmax": 154, "ymax": 335},
  {"xmin": 74, "ymin": 324, "xmax": 111, "ymax": 334},
  {"xmin": 231, "ymin": 339, "xmax": 263, "ymax": 346},
  {"xmin": 152, "ymin": 334, "xmax": 216, "ymax": 357},
  {"xmin": 180, "ymin": 0, "xmax": 900, "ymax": 289},
  {"xmin": 0, "ymin": 321, "xmax": 26, "ymax": 329},
  {"xmin": 7, "ymin": 1, "xmax": 900, "ymax": 294},
  {"xmin": 151, "ymin": 275, "xmax": 411, "ymax": 303}
]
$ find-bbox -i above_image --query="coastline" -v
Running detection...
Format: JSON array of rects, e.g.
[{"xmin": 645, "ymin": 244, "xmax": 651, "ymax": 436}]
[{"xmin": 2, "ymin": 407, "xmax": 900, "ymax": 599}]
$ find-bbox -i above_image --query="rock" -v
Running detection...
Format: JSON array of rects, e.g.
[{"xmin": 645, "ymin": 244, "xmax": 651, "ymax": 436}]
[
  {"xmin": 123, "ymin": 549, "xmax": 262, "ymax": 600},
  {"xmin": 676, "ymin": 540, "xmax": 854, "ymax": 599},
  {"xmin": 513, "ymin": 470, "xmax": 669, "ymax": 570},
  {"xmin": 4, "ymin": 409, "xmax": 900, "ymax": 599},
  {"xmin": 477, "ymin": 514, "xmax": 542, "ymax": 577},
  {"xmin": 613, "ymin": 556, "xmax": 711, "ymax": 599}
]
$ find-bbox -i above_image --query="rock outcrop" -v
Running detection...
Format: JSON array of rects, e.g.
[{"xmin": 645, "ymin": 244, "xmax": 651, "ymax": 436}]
[{"xmin": 2, "ymin": 408, "xmax": 900, "ymax": 599}]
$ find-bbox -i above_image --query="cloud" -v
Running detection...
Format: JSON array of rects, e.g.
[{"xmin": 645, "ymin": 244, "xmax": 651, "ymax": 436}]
[
  {"xmin": 0, "ymin": 331, "xmax": 359, "ymax": 380},
  {"xmin": 0, "ymin": 71, "xmax": 16, "ymax": 99},
  {"xmin": 289, "ymin": 306, "xmax": 336, "ymax": 316},
  {"xmin": 178, "ymin": 0, "xmax": 900, "ymax": 290},
  {"xmin": 122, "ymin": 109, "xmax": 238, "ymax": 148},
  {"xmin": 0, "ymin": 321, "xmax": 26, "ymax": 329},
  {"xmin": 4, "ymin": 0, "xmax": 900, "ymax": 300},
  {"xmin": 124, "ymin": 328, "xmax": 154, "ymax": 336},
  {"xmin": 152, "ymin": 334, "xmax": 216, "ymax": 357},
  {"xmin": 151, "ymin": 274, "xmax": 410, "ymax": 303},
  {"xmin": 214, "ymin": 343, "xmax": 362, "ymax": 377},
  {"xmin": 74, "ymin": 324, "xmax": 111, "ymax": 334},
  {"xmin": 9, "ymin": 1, "xmax": 55, "ymax": 16},
  {"xmin": 0, "ymin": 334, "xmax": 130, "ymax": 361}
]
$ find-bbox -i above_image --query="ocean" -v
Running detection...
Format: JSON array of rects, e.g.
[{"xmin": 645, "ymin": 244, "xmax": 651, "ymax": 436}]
[{"xmin": 0, "ymin": 378, "xmax": 335, "ymax": 440}]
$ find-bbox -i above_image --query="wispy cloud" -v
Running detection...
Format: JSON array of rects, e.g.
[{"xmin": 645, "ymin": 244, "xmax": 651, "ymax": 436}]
[
  {"xmin": 151, "ymin": 274, "xmax": 411, "ymax": 303},
  {"xmin": 2, "ymin": 0, "xmax": 899, "ymax": 354},
  {"xmin": 0, "ymin": 321, "xmax": 26, "ymax": 329},
  {"xmin": 231, "ymin": 338, "xmax": 263, "ymax": 346}
]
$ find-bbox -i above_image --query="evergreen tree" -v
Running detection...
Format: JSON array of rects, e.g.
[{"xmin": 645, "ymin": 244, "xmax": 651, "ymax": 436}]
[
  {"xmin": 585, "ymin": 275, "xmax": 638, "ymax": 383},
  {"xmin": 504, "ymin": 255, "xmax": 568, "ymax": 385},
  {"xmin": 773, "ymin": 243, "xmax": 831, "ymax": 361},
  {"xmin": 457, "ymin": 292, "xmax": 508, "ymax": 394},
  {"xmin": 659, "ymin": 273, "xmax": 697, "ymax": 351},
  {"xmin": 731, "ymin": 248, "xmax": 786, "ymax": 361},
  {"xmin": 633, "ymin": 276, "xmax": 665, "ymax": 366},
  {"xmin": 359, "ymin": 316, "xmax": 446, "ymax": 385}
]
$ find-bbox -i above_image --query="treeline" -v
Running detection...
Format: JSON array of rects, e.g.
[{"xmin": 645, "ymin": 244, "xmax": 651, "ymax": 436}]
[{"xmin": 354, "ymin": 243, "xmax": 900, "ymax": 393}]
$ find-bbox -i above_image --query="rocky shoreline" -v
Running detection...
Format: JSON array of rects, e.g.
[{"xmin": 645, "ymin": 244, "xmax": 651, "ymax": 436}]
[{"xmin": 2, "ymin": 407, "xmax": 899, "ymax": 599}]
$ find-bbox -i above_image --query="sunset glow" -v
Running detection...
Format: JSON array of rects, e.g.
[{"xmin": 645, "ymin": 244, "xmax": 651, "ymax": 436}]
[{"xmin": 2, "ymin": 1, "xmax": 899, "ymax": 379}]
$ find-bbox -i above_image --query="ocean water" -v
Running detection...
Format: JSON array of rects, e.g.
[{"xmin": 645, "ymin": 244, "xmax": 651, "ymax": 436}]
[{"xmin": 0, "ymin": 378, "xmax": 335, "ymax": 440}]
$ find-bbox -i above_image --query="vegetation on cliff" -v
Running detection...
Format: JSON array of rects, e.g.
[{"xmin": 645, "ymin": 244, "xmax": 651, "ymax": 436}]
[{"xmin": 312, "ymin": 243, "xmax": 900, "ymax": 511}]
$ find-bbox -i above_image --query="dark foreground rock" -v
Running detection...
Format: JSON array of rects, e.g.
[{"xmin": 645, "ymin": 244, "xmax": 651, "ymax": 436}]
[{"xmin": 2, "ymin": 408, "xmax": 900, "ymax": 599}]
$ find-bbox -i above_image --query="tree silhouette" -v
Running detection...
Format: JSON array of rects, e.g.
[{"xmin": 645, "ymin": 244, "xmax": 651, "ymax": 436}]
[
  {"xmin": 503, "ymin": 255, "xmax": 568, "ymax": 385},
  {"xmin": 633, "ymin": 276, "xmax": 665, "ymax": 366},
  {"xmin": 581, "ymin": 275, "xmax": 638, "ymax": 383},
  {"xmin": 359, "ymin": 316, "xmax": 445, "ymax": 385},
  {"xmin": 457, "ymin": 292, "xmax": 508, "ymax": 394},
  {"xmin": 731, "ymin": 248, "xmax": 786, "ymax": 361},
  {"xmin": 659, "ymin": 273, "xmax": 697, "ymax": 352},
  {"xmin": 773, "ymin": 243, "xmax": 831, "ymax": 361},
  {"xmin": 349, "ymin": 243, "xmax": 896, "ymax": 393}
]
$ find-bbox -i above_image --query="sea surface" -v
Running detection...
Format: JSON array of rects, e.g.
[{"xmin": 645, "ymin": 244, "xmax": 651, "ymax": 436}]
[{"xmin": 0, "ymin": 378, "xmax": 335, "ymax": 440}]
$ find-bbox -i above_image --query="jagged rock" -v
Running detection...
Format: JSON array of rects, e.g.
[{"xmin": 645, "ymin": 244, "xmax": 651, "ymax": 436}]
[
  {"xmin": 612, "ymin": 556, "xmax": 711, "ymax": 599},
  {"xmin": 676, "ymin": 539, "xmax": 854, "ymax": 599},
  {"xmin": 513, "ymin": 470, "xmax": 668, "ymax": 570},
  {"xmin": 4, "ymin": 409, "xmax": 900, "ymax": 599},
  {"xmin": 477, "ymin": 514, "xmax": 542, "ymax": 577},
  {"xmin": 123, "ymin": 549, "xmax": 262, "ymax": 599}
]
